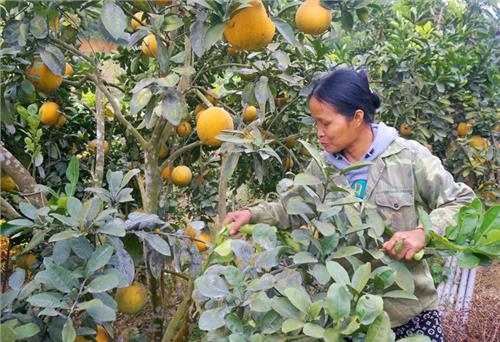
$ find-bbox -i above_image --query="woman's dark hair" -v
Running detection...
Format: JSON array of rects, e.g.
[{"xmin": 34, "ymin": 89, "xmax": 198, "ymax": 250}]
[{"xmin": 309, "ymin": 68, "xmax": 380, "ymax": 123}]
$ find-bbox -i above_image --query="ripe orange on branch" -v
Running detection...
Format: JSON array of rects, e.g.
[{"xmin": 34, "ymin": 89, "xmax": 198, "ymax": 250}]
[
  {"xmin": 224, "ymin": 0, "xmax": 275, "ymax": 51},
  {"xmin": 141, "ymin": 34, "xmax": 158, "ymax": 57},
  {"xmin": 171, "ymin": 165, "xmax": 192, "ymax": 186},
  {"xmin": 26, "ymin": 57, "xmax": 63, "ymax": 94},
  {"xmin": 39, "ymin": 101, "xmax": 61, "ymax": 127},
  {"xmin": 196, "ymin": 107, "xmax": 234, "ymax": 146},
  {"xmin": 295, "ymin": 0, "xmax": 332, "ymax": 35}
]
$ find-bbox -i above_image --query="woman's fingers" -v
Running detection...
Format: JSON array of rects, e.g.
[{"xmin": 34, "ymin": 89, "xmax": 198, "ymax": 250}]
[{"xmin": 222, "ymin": 212, "xmax": 236, "ymax": 227}]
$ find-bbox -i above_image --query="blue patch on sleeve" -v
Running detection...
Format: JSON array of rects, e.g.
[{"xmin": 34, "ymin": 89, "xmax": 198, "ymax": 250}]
[{"xmin": 352, "ymin": 180, "xmax": 367, "ymax": 198}]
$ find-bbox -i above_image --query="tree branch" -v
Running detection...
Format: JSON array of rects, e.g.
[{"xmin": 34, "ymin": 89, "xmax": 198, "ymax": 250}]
[
  {"xmin": 0, "ymin": 197, "xmax": 21, "ymax": 218},
  {"xmin": 91, "ymin": 75, "xmax": 148, "ymax": 150},
  {"xmin": 160, "ymin": 141, "xmax": 201, "ymax": 170},
  {"xmin": 0, "ymin": 145, "xmax": 46, "ymax": 208}
]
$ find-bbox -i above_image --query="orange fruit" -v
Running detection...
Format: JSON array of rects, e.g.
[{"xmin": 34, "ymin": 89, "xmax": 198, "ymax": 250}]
[
  {"xmin": 285, "ymin": 136, "xmax": 297, "ymax": 148},
  {"xmin": 141, "ymin": 34, "xmax": 158, "ymax": 57},
  {"xmin": 196, "ymin": 107, "xmax": 234, "ymax": 146},
  {"xmin": 223, "ymin": 0, "xmax": 275, "ymax": 51},
  {"xmin": 65, "ymin": 63, "xmax": 74, "ymax": 76},
  {"xmin": 295, "ymin": 0, "xmax": 332, "ymax": 35},
  {"xmin": 154, "ymin": 0, "xmax": 172, "ymax": 5},
  {"xmin": 228, "ymin": 47, "xmax": 240, "ymax": 57},
  {"xmin": 171, "ymin": 165, "xmax": 192, "ymax": 186},
  {"xmin": 176, "ymin": 121, "xmax": 192, "ymax": 138},
  {"xmin": 284, "ymin": 157, "xmax": 294, "ymax": 170},
  {"xmin": 131, "ymin": 11, "xmax": 146, "ymax": 30},
  {"xmin": 75, "ymin": 326, "xmax": 109, "ymax": 342},
  {"xmin": 115, "ymin": 283, "xmax": 148, "ymax": 314},
  {"xmin": 39, "ymin": 101, "xmax": 61, "ymax": 126},
  {"xmin": 469, "ymin": 135, "xmax": 488, "ymax": 150},
  {"xmin": 26, "ymin": 57, "xmax": 63, "ymax": 94},
  {"xmin": 159, "ymin": 144, "xmax": 169, "ymax": 159},
  {"xmin": 88, "ymin": 140, "xmax": 110, "ymax": 155},
  {"xmin": 57, "ymin": 115, "xmax": 67, "ymax": 126},
  {"xmin": 243, "ymin": 105, "xmax": 257, "ymax": 123},
  {"xmin": 195, "ymin": 232, "xmax": 212, "ymax": 252},
  {"xmin": 457, "ymin": 122, "xmax": 470, "ymax": 137},
  {"xmin": 205, "ymin": 90, "xmax": 218, "ymax": 105},
  {"xmin": 186, "ymin": 227, "xmax": 196, "ymax": 238},
  {"xmin": 161, "ymin": 165, "xmax": 173, "ymax": 181},
  {"xmin": 1, "ymin": 174, "xmax": 16, "ymax": 191},
  {"xmin": 16, "ymin": 253, "xmax": 38, "ymax": 270},
  {"xmin": 399, "ymin": 123, "xmax": 413, "ymax": 137}
]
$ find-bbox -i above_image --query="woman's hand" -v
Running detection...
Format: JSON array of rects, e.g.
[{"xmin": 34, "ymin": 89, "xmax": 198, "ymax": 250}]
[
  {"xmin": 383, "ymin": 228, "xmax": 426, "ymax": 261},
  {"xmin": 222, "ymin": 210, "xmax": 252, "ymax": 235}
]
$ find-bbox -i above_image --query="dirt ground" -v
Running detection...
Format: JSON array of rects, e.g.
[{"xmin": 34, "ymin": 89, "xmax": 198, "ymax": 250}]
[{"xmin": 442, "ymin": 261, "xmax": 500, "ymax": 342}]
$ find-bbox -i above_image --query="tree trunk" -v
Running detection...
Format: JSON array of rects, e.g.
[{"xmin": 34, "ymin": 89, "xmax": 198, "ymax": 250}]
[
  {"xmin": 93, "ymin": 87, "xmax": 105, "ymax": 187},
  {"xmin": 0, "ymin": 145, "xmax": 47, "ymax": 208}
]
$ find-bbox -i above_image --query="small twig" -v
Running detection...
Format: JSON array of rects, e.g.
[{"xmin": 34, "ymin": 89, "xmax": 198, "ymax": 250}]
[
  {"xmin": 163, "ymin": 269, "xmax": 189, "ymax": 281},
  {"xmin": 160, "ymin": 141, "xmax": 201, "ymax": 170}
]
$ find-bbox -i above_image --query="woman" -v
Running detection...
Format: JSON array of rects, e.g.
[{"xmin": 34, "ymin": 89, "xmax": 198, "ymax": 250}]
[{"xmin": 222, "ymin": 68, "xmax": 475, "ymax": 341}]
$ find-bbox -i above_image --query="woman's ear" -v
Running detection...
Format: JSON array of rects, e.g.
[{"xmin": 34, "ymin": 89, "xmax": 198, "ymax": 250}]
[{"xmin": 352, "ymin": 109, "xmax": 365, "ymax": 127}]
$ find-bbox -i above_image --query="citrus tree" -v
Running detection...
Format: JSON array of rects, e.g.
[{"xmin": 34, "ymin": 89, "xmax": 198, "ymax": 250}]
[{"xmin": 0, "ymin": 0, "xmax": 498, "ymax": 341}]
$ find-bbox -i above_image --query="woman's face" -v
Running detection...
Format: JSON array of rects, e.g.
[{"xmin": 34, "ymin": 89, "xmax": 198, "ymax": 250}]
[{"xmin": 309, "ymin": 96, "xmax": 359, "ymax": 154}]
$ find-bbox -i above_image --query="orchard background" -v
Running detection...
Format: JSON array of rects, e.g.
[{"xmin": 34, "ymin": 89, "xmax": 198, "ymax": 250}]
[{"xmin": 0, "ymin": 0, "xmax": 498, "ymax": 341}]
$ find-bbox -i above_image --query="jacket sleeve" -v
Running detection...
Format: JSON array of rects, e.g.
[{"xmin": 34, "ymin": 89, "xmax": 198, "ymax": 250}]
[
  {"xmin": 246, "ymin": 160, "xmax": 327, "ymax": 230},
  {"xmin": 412, "ymin": 141, "xmax": 476, "ymax": 234}
]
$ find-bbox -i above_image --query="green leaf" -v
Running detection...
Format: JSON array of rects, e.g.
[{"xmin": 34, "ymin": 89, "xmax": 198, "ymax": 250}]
[
  {"xmin": 326, "ymin": 284, "xmax": 351, "ymax": 321},
  {"xmin": 27, "ymin": 293, "xmax": 64, "ymax": 308},
  {"xmin": 223, "ymin": 266, "xmax": 242, "ymax": 286},
  {"xmin": 249, "ymin": 291, "xmax": 271, "ymax": 312},
  {"xmin": 8, "ymin": 268, "xmax": 25, "ymax": 291},
  {"xmin": 476, "ymin": 205, "xmax": 500, "ymax": 243},
  {"xmin": 225, "ymin": 313, "xmax": 244, "ymax": 334},
  {"xmin": 100, "ymin": 2, "xmax": 126, "ymax": 40},
  {"xmin": 272, "ymin": 18, "xmax": 297, "ymax": 46},
  {"xmin": 136, "ymin": 232, "xmax": 170, "ymax": 256},
  {"xmin": 356, "ymin": 8, "xmax": 369, "ymax": 24},
  {"xmin": 339, "ymin": 161, "xmax": 372, "ymax": 175},
  {"xmin": 282, "ymin": 319, "xmax": 304, "ymax": 333},
  {"xmin": 195, "ymin": 274, "xmax": 229, "ymax": 299},
  {"xmin": 199, "ymin": 306, "xmax": 229, "ymax": 331},
  {"xmin": 130, "ymin": 88, "xmax": 152, "ymax": 115},
  {"xmin": 97, "ymin": 221, "xmax": 126, "ymax": 237},
  {"xmin": 40, "ymin": 45, "xmax": 65, "ymax": 76},
  {"xmin": 252, "ymin": 224, "xmax": 277, "ymax": 250},
  {"xmin": 0, "ymin": 323, "xmax": 16, "ymax": 342},
  {"xmin": 61, "ymin": 319, "xmax": 76, "ymax": 342},
  {"xmin": 365, "ymin": 312, "xmax": 394, "ymax": 342},
  {"xmin": 382, "ymin": 290, "xmax": 418, "ymax": 301},
  {"xmin": 351, "ymin": 262, "xmax": 371, "ymax": 293},
  {"xmin": 389, "ymin": 261, "xmax": 415, "ymax": 293},
  {"xmin": 202, "ymin": 22, "xmax": 225, "ymax": 51},
  {"xmin": 86, "ymin": 302, "xmax": 116, "ymax": 322},
  {"xmin": 356, "ymin": 294, "xmax": 384, "ymax": 325},
  {"xmin": 292, "ymin": 251, "xmax": 317, "ymax": 264},
  {"xmin": 36, "ymin": 264, "xmax": 77, "ymax": 293},
  {"xmin": 67, "ymin": 197, "xmax": 84, "ymax": 223},
  {"xmin": 294, "ymin": 173, "xmax": 322, "ymax": 186},
  {"xmin": 161, "ymin": 88, "xmax": 186, "ymax": 126},
  {"xmin": 303, "ymin": 323, "xmax": 324, "ymax": 339},
  {"xmin": 65, "ymin": 156, "xmax": 79, "ymax": 196},
  {"xmin": 271, "ymin": 297, "xmax": 302, "ymax": 320},
  {"xmin": 87, "ymin": 245, "xmax": 114, "ymax": 274},
  {"xmin": 326, "ymin": 261, "xmax": 350, "ymax": 285},
  {"xmin": 247, "ymin": 274, "xmax": 274, "ymax": 292},
  {"xmin": 87, "ymin": 274, "xmax": 119, "ymax": 293},
  {"xmin": 214, "ymin": 239, "xmax": 232, "ymax": 257},
  {"xmin": 286, "ymin": 197, "xmax": 314, "ymax": 215},
  {"xmin": 310, "ymin": 300, "xmax": 323, "ymax": 319},
  {"xmin": 49, "ymin": 230, "xmax": 82, "ymax": 243},
  {"xmin": 260, "ymin": 310, "xmax": 283, "ymax": 334},
  {"xmin": 331, "ymin": 246, "xmax": 363, "ymax": 258},
  {"xmin": 13, "ymin": 322, "xmax": 40, "ymax": 339},
  {"xmin": 323, "ymin": 327, "xmax": 341, "ymax": 342},
  {"xmin": 283, "ymin": 286, "xmax": 311, "ymax": 314},
  {"xmin": 310, "ymin": 264, "xmax": 330, "ymax": 285},
  {"xmin": 456, "ymin": 251, "xmax": 480, "ymax": 268}
]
